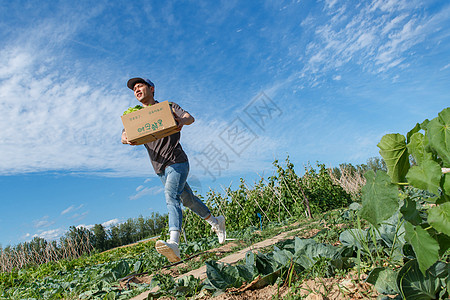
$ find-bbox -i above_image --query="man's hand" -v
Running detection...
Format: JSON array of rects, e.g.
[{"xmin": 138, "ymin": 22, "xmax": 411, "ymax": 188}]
[
  {"xmin": 121, "ymin": 130, "xmax": 137, "ymax": 145},
  {"xmin": 174, "ymin": 116, "xmax": 184, "ymax": 131},
  {"xmin": 174, "ymin": 112, "xmax": 195, "ymax": 131}
]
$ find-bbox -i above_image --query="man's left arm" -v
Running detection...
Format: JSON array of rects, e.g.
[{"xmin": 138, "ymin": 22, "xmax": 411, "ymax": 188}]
[
  {"xmin": 174, "ymin": 112, "xmax": 194, "ymax": 131},
  {"xmin": 171, "ymin": 102, "xmax": 194, "ymax": 131}
]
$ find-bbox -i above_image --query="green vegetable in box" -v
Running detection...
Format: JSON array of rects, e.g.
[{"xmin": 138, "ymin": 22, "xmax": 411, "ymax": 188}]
[{"xmin": 123, "ymin": 105, "xmax": 143, "ymax": 115}]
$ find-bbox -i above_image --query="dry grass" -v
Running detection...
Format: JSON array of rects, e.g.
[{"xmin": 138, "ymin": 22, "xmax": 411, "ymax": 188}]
[
  {"xmin": 0, "ymin": 234, "xmax": 93, "ymax": 273},
  {"xmin": 328, "ymin": 166, "xmax": 366, "ymax": 201}
]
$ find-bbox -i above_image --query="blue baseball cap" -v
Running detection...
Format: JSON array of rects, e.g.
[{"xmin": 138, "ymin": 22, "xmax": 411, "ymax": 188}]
[{"xmin": 127, "ymin": 77, "xmax": 155, "ymax": 90}]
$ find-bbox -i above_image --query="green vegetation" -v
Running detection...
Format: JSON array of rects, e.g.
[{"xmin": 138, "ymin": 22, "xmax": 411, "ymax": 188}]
[
  {"xmin": 182, "ymin": 159, "xmax": 355, "ymax": 242},
  {"xmin": 122, "ymin": 105, "xmax": 143, "ymax": 115},
  {"xmin": 0, "ymin": 213, "xmax": 167, "ymax": 273}
]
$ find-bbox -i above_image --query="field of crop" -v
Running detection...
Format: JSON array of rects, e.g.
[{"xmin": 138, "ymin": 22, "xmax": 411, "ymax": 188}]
[{"xmin": 1, "ymin": 108, "xmax": 449, "ymax": 299}]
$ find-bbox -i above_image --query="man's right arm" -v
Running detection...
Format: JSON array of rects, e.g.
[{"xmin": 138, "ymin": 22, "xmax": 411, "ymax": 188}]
[{"xmin": 121, "ymin": 130, "xmax": 128, "ymax": 144}]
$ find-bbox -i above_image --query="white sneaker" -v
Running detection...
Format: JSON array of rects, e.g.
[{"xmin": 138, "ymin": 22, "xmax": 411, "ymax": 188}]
[
  {"xmin": 155, "ymin": 240, "xmax": 181, "ymax": 263},
  {"xmin": 212, "ymin": 215, "xmax": 226, "ymax": 244}
]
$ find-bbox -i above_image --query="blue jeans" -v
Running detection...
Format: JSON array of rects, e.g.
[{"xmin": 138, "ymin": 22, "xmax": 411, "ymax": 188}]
[{"xmin": 158, "ymin": 161, "xmax": 211, "ymax": 232}]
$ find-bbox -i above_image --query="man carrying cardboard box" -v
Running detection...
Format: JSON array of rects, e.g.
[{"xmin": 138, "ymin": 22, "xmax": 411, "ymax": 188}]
[{"xmin": 121, "ymin": 77, "xmax": 226, "ymax": 263}]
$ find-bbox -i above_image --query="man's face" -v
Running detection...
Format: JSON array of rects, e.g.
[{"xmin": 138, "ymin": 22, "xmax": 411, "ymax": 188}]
[{"xmin": 133, "ymin": 82, "xmax": 154, "ymax": 104}]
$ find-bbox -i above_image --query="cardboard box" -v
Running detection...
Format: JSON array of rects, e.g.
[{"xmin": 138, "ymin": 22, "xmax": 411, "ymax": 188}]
[{"xmin": 121, "ymin": 101, "xmax": 179, "ymax": 145}]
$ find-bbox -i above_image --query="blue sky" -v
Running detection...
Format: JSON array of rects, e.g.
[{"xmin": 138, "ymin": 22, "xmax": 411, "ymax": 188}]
[{"xmin": 1, "ymin": 0, "xmax": 449, "ymax": 247}]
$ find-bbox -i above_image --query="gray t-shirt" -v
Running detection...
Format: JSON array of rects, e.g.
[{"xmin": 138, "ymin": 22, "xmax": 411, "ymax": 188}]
[{"xmin": 143, "ymin": 101, "xmax": 189, "ymax": 174}]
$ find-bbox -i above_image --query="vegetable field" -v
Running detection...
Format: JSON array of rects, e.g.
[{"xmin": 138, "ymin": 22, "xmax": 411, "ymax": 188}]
[{"xmin": 1, "ymin": 107, "xmax": 449, "ymax": 299}]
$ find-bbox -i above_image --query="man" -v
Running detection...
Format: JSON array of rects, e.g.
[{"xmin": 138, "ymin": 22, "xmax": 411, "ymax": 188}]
[{"xmin": 121, "ymin": 77, "xmax": 226, "ymax": 263}]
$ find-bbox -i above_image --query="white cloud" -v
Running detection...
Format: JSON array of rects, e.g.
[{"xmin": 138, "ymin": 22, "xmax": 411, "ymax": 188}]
[
  {"xmin": 71, "ymin": 218, "xmax": 122, "ymax": 233},
  {"xmin": 324, "ymin": 0, "xmax": 338, "ymax": 9},
  {"xmin": 61, "ymin": 204, "xmax": 84, "ymax": 216},
  {"xmin": 61, "ymin": 205, "xmax": 75, "ymax": 215},
  {"xmin": 297, "ymin": 1, "xmax": 446, "ymax": 83},
  {"xmin": 69, "ymin": 211, "xmax": 89, "ymax": 222},
  {"xmin": 102, "ymin": 218, "xmax": 121, "ymax": 228},
  {"xmin": 33, "ymin": 216, "xmax": 54, "ymax": 229},
  {"xmin": 34, "ymin": 228, "xmax": 66, "ymax": 241},
  {"xmin": 370, "ymin": 0, "xmax": 409, "ymax": 13},
  {"xmin": 76, "ymin": 224, "xmax": 94, "ymax": 230},
  {"xmin": 441, "ymin": 63, "xmax": 450, "ymax": 71},
  {"xmin": 129, "ymin": 186, "xmax": 164, "ymax": 200},
  {"xmin": 0, "ymin": 38, "xmax": 147, "ymax": 176},
  {"xmin": 381, "ymin": 14, "xmax": 408, "ymax": 35}
]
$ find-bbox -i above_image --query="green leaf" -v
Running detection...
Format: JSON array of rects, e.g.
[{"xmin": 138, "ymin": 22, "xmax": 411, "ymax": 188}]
[
  {"xmin": 272, "ymin": 249, "xmax": 293, "ymax": 266},
  {"xmin": 400, "ymin": 198, "xmax": 422, "ymax": 225},
  {"xmin": 104, "ymin": 292, "xmax": 116, "ymax": 300},
  {"xmin": 443, "ymin": 173, "xmax": 450, "ymax": 196},
  {"xmin": 404, "ymin": 222, "xmax": 440, "ymax": 274},
  {"xmin": 378, "ymin": 134, "xmax": 410, "ymax": 183},
  {"xmin": 397, "ymin": 259, "xmax": 443, "ymax": 300},
  {"xmin": 110, "ymin": 260, "xmax": 130, "ymax": 281},
  {"xmin": 360, "ymin": 170, "xmax": 399, "ymax": 227},
  {"xmin": 436, "ymin": 233, "xmax": 450, "ymax": 256},
  {"xmin": 406, "ymin": 159, "xmax": 441, "ymax": 196},
  {"xmin": 421, "ymin": 119, "xmax": 430, "ymax": 130},
  {"xmin": 366, "ymin": 267, "xmax": 399, "ymax": 295},
  {"xmin": 428, "ymin": 202, "xmax": 450, "ymax": 236},
  {"xmin": 428, "ymin": 261, "xmax": 448, "ymax": 279},
  {"xmin": 133, "ymin": 261, "xmax": 142, "ymax": 274},
  {"xmin": 426, "ymin": 107, "xmax": 450, "ymax": 167},
  {"xmin": 407, "ymin": 123, "xmax": 422, "ymax": 144},
  {"xmin": 407, "ymin": 132, "xmax": 433, "ymax": 166},
  {"xmin": 292, "ymin": 238, "xmax": 341, "ymax": 270},
  {"xmin": 205, "ymin": 261, "xmax": 242, "ymax": 290},
  {"xmin": 339, "ymin": 228, "xmax": 368, "ymax": 251},
  {"xmin": 249, "ymin": 269, "xmax": 282, "ymax": 289},
  {"xmin": 255, "ymin": 253, "xmax": 282, "ymax": 275},
  {"xmin": 235, "ymin": 264, "xmax": 257, "ymax": 282},
  {"xmin": 377, "ymin": 212, "xmax": 405, "ymax": 249}
]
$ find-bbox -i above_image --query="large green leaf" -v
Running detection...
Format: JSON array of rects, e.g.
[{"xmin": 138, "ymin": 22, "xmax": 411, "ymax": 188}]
[
  {"xmin": 428, "ymin": 202, "xmax": 450, "ymax": 236},
  {"xmin": 359, "ymin": 170, "xmax": 399, "ymax": 227},
  {"xmin": 205, "ymin": 261, "xmax": 242, "ymax": 290},
  {"xmin": 339, "ymin": 228, "xmax": 368, "ymax": 251},
  {"xmin": 366, "ymin": 267, "xmax": 399, "ymax": 295},
  {"xmin": 293, "ymin": 238, "xmax": 339, "ymax": 260},
  {"xmin": 400, "ymin": 197, "xmax": 423, "ymax": 225},
  {"xmin": 397, "ymin": 259, "xmax": 444, "ymax": 300},
  {"xmin": 407, "ymin": 132, "xmax": 433, "ymax": 166},
  {"xmin": 255, "ymin": 252, "xmax": 282, "ymax": 275},
  {"xmin": 377, "ymin": 211, "xmax": 406, "ymax": 246},
  {"xmin": 404, "ymin": 222, "xmax": 440, "ymax": 274},
  {"xmin": 292, "ymin": 238, "xmax": 341, "ymax": 271},
  {"xmin": 378, "ymin": 134, "xmax": 410, "ymax": 183},
  {"xmin": 272, "ymin": 249, "xmax": 293, "ymax": 266},
  {"xmin": 243, "ymin": 251, "xmax": 258, "ymax": 279},
  {"xmin": 407, "ymin": 123, "xmax": 422, "ymax": 144},
  {"xmin": 111, "ymin": 260, "xmax": 129, "ymax": 281},
  {"xmin": 406, "ymin": 159, "xmax": 441, "ymax": 197},
  {"xmin": 426, "ymin": 107, "xmax": 450, "ymax": 167}
]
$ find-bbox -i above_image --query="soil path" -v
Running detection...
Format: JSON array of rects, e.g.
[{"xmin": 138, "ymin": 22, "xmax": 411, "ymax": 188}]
[{"xmin": 129, "ymin": 224, "xmax": 309, "ymax": 300}]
